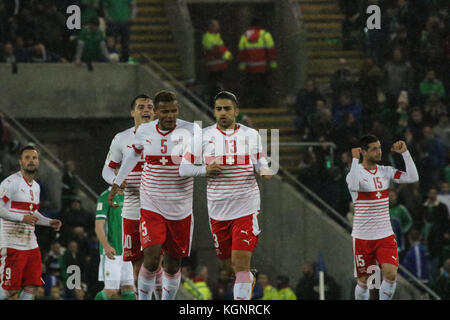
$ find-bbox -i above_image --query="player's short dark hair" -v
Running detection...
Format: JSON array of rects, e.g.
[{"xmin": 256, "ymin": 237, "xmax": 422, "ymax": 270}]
[
  {"xmin": 214, "ymin": 91, "xmax": 239, "ymax": 108},
  {"xmin": 359, "ymin": 135, "xmax": 379, "ymax": 151},
  {"xmin": 130, "ymin": 94, "xmax": 152, "ymax": 110},
  {"xmin": 154, "ymin": 90, "xmax": 177, "ymax": 107},
  {"xmin": 19, "ymin": 145, "xmax": 38, "ymax": 159}
]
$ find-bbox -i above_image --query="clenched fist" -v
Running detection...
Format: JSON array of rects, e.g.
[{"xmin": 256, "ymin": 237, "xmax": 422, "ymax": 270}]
[
  {"xmin": 391, "ymin": 141, "xmax": 407, "ymax": 153},
  {"xmin": 351, "ymin": 148, "xmax": 362, "ymax": 159}
]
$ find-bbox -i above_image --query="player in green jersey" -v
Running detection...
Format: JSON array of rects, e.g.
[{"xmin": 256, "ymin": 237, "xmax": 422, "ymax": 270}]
[{"xmin": 94, "ymin": 184, "xmax": 135, "ymax": 300}]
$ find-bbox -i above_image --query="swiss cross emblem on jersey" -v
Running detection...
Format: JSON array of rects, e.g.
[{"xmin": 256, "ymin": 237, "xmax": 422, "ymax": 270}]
[
  {"xmin": 160, "ymin": 157, "xmax": 168, "ymax": 165},
  {"xmin": 376, "ymin": 191, "xmax": 382, "ymax": 199}
]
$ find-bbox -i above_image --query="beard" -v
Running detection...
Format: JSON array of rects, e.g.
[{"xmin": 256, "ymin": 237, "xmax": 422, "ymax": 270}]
[{"xmin": 23, "ymin": 166, "xmax": 38, "ymax": 175}]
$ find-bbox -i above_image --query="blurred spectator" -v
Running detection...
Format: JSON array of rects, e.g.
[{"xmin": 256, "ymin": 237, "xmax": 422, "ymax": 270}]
[
  {"xmin": 103, "ymin": 0, "xmax": 136, "ymax": 62},
  {"xmin": 0, "ymin": 42, "xmax": 18, "ymax": 63},
  {"xmin": 236, "ymin": 112, "xmax": 254, "ymax": 128},
  {"xmin": 401, "ymin": 229, "xmax": 431, "ymax": 283},
  {"xmin": 274, "ymin": 275, "xmax": 296, "ymax": 300},
  {"xmin": 34, "ymin": 287, "xmax": 46, "ymax": 300},
  {"xmin": 389, "ymin": 189, "xmax": 413, "ymax": 234},
  {"xmin": 211, "ymin": 268, "xmax": 233, "ymax": 300},
  {"xmin": 407, "ymin": 108, "xmax": 425, "ymax": 144},
  {"xmin": 191, "ymin": 265, "xmax": 213, "ymax": 300},
  {"xmin": 297, "ymin": 150, "xmax": 323, "ymax": 195},
  {"xmin": 41, "ymin": 263, "xmax": 60, "ymax": 296},
  {"xmin": 309, "ymin": 106, "xmax": 334, "ymax": 142},
  {"xmin": 422, "ymin": 187, "xmax": 450, "ymax": 278},
  {"xmin": 339, "ymin": 0, "xmax": 364, "ymax": 50},
  {"xmin": 432, "ymin": 115, "xmax": 450, "ymax": 147},
  {"xmin": 81, "ymin": 0, "xmax": 101, "ymax": 27},
  {"xmin": 60, "ymin": 199, "xmax": 94, "ymax": 245},
  {"xmin": 35, "ymin": 1, "xmax": 66, "ymax": 58},
  {"xmin": 202, "ymin": 19, "xmax": 232, "ymax": 104},
  {"xmin": 44, "ymin": 241, "xmax": 66, "ymax": 278},
  {"xmin": 431, "ymin": 258, "xmax": 450, "ymax": 300},
  {"xmin": 29, "ymin": 43, "xmax": 65, "ymax": 63},
  {"xmin": 330, "ymin": 58, "xmax": 354, "ymax": 104},
  {"xmin": 332, "ymin": 92, "xmax": 362, "ymax": 127},
  {"xmin": 323, "ymin": 167, "xmax": 351, "ymax": 216},
  {"xmin": 419, "ymin": 16, "xmax": 446, "ymax": 75},
  {"xmin": 61, "ymin": 240, "xmax": 87, "ymax": 298},
  {"xmin": 48, "ymin": 285, "xmax": 63, "ymax": 300},
  {"xmin": 293, "ymin": 80, "xmax": 324, "ymax": 136},
  {"xmin": 391, "ymin": 215, "xmax": 405, "ymax": 258},
  {"xmin": 257, "ymin": 272, "xmax": 277, "ymax": 300},
  {"xmin": 238, "ymin": 16, "xmax": 277, "ymax": 108},
  {"xmin": 392, "ymin": 91, "xmax": 409, "ymax": 139},
  {"xmin": 74, "ymin": 17, "xmax": 110, "ymax": 65},
  {"xmin": 422, "ymin": 94, "xmax": 447, "ymax": 128},
  {"xmin": 355, "ymin": 58, "xmax": 384, "ymax": 121},
  {"xmin": 418, "ymin": 126, "xmax": 448, "ymax": 189},
  {"xmin": 383, "ymin": 47, "xmax": 414, "ymax": 107},
  {"xmin": 333, "ymin": 113, "xmax": 361, "ymax": 156},
  {"xmin": 419, "ymin": 70, "xmax": 446, "ymax": 103},
  {"xmin": 61, "ymin": 160, "xmax": 78, "ymax": 211},
  {"xmin": 437, "ymin": 182, "xmax": 450, "ymax": 218},
  {"xmin": 106, "ymin": 36, "xmax": 119, "ymax": 63},
  {"xmin": 295, "ymin": 261, "xmax": 340, "ymax": 300}
]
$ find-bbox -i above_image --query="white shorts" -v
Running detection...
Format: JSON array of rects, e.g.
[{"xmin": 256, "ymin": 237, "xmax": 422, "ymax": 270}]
[{"xmin": 98, "ymin": 255, "xmax": 134, "ymax": 290}]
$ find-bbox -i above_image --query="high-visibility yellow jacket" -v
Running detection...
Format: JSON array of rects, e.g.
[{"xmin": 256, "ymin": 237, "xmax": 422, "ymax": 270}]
[
  {"xmin": 274, "ymin": 287, "xmax": 297, "ymax": 300},
  {"xmin": 261, "ymin": 285, "xmax": 278, "ymax": 300},
  {"xmin": 238, "ymin": 27, "xmax": 277, "ymax": 73},
  {"xmin": 202, "ymin": 31, "xmax": 232, "ymax": 72}
]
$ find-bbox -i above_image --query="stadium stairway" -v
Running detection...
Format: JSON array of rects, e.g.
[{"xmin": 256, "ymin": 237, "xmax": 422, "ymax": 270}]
[
  {"xmin": 297, "ymin": 0, "xmax": 364, "ymax": 91},
  {"xmin": 238, "ymin": 1, "xmax": 367, "ymax": 177},
  {"xmin": 238, "ymin": 107, "xmax": 303, "ymax": 175},
  {"xmin": 131, "ymin": 0, "xmax": 184, "ymax": 80}
]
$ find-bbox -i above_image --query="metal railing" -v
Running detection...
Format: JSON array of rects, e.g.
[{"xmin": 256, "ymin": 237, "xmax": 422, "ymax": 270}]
[{"xmin": 1, "ymin": 109, "xmax": 99, "ymax": 201}]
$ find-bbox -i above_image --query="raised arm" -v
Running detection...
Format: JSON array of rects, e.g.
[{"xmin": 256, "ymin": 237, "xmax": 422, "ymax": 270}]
[
  {"xmin": 346, "ymin": 148, "xmax": 362, "ymax": 192},
  {"xmin": 390, "ymin": 141, "xmax": 419, "ymax": 183}
]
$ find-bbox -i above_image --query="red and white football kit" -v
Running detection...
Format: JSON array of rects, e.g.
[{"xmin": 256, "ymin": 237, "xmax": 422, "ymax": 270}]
[
  {"xmin": 180, "ymin": 124, "xmax": 269, "ymax": 260},
  {"xmin": 0, "ymin": 172, "xmax": 46, "ymax": 291},
  {"xmin": 114, "ymin": 119, "xmax": 198, "ymax": 259},
  {"xmin": 346, "ymin": 151, "xmax": 419, "ymax": 278},
  {"xmin": 103, "ymin": 127, "xmax": 145, "ymax": 262}
]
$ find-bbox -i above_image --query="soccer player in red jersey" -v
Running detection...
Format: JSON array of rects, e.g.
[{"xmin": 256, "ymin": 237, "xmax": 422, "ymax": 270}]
[
  {"xmin": 347, "ymin": 135, "xmax": 419, "ymax": 300},
  {"xmin": 179, "ymin": 91, "xmax": 272, "ymax": 300},
  {"xmin": 102, "ymin": 94, "xmax": 158, "ymax": 293},
  {"xmin": 0, "ymin": 146, "xmax": 62, "ymax": 300},
  {"xmin": 108, "ymin": 91, "xmax": 199, "ymax": 300}
]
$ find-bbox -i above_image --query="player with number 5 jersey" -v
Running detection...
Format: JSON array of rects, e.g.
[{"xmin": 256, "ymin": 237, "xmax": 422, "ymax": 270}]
[
  {"xmin": 346, "ymin": 135, "xmax": 419, "ymax": 300},
  {"xmin": 108, "ymin": 90, "xmax": 199, "ymax": 301}
]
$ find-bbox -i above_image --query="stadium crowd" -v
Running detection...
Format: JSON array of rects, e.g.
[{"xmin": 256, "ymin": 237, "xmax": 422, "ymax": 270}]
[
  {"xmin": 293, "ymin": 0, "xmax": 449, "ymax": 297},
  {"xmin": 0, "ymin": 0, "xmax": 132, "ymax": 64}
]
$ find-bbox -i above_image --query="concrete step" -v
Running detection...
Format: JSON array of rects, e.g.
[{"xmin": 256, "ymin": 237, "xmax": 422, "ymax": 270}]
[
  {"xmin": 251, "ymin": 116, "xmax": 294, "ymax": 126},
  {"xmin": 308, "ymin": 50, "xmax": 362, "ymax": 58},
  {"xmin": 303, "ymin": 13, "xmax": 344, "ymax": 21},
  {"xmin": 130, "ymin": 42, "xmax": 176, "ymax": 50},
  {"xmin": 298, "ymin": 3, "xmax": 340, "ymax": 14},
  {"xmin": 131, "ymin": 33, "xmax": 173, "ymax": 42},
  {"xmin": 132, "ymin": 25, "xmax": 171, "ymax": 33},
  {"xmin": 306, "ymin": 30, "xmax": 342, "ymax": 40},
  {"xmin": 134, "ymin": 16, "xmax": 169, "ymax": 24},
  {"xmin": 304, "ymin": 22, "xmax": 341, "ymax": 31}
]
